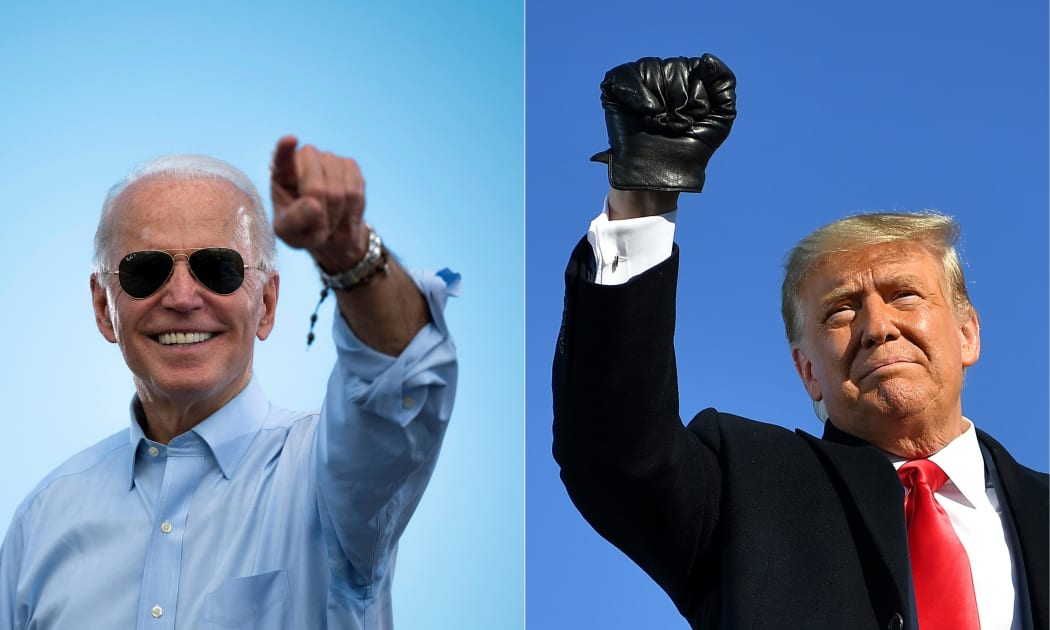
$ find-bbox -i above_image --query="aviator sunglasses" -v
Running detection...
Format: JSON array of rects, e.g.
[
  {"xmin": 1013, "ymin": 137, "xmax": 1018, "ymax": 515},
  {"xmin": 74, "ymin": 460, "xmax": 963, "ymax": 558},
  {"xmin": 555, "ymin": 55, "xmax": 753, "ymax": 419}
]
[{"xmin": 103, "ymin": 248, "xmax": 263, "ymax": 299}]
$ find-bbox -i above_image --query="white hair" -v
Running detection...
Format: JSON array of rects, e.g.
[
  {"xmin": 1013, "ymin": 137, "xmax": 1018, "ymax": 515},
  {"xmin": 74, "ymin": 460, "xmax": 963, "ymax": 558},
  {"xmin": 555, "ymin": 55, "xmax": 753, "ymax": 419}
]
[{"xmin": 92, "ymin": 154, "xmax": 277, "ymax": 275}]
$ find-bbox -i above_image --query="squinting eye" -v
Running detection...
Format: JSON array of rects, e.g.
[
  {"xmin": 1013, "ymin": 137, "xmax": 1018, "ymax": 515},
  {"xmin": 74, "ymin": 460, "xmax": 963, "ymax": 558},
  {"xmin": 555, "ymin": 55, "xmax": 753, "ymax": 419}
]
[{"xmin": 825, "ymin": 305, "xmax": 854, "ymax": 323}]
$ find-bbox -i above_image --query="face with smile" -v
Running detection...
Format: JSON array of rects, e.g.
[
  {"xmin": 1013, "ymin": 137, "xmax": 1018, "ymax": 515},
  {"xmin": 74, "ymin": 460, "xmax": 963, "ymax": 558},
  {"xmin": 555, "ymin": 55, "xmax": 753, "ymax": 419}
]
[
  {"xmin": 91, "ymin": 176, "xmax": 278, "ymax": 426},
  {"xmin": 791, "ymin": 241, "xmax": 980, "ymax": 456}
]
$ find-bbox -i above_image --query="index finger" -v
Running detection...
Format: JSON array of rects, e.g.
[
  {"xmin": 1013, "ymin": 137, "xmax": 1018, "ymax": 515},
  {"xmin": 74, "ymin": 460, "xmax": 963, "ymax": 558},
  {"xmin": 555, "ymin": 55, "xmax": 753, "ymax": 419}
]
[{"xmin": 271, "ymin": 135, "xmax": 300, "ymax": 189}]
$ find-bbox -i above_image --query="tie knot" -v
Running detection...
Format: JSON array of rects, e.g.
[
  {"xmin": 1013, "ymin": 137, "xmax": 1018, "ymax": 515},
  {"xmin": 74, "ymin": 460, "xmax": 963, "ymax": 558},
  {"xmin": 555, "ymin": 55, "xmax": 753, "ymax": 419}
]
[{"xmin": 898, "ymin": 458, "xmax": 949, "ymax": 493}]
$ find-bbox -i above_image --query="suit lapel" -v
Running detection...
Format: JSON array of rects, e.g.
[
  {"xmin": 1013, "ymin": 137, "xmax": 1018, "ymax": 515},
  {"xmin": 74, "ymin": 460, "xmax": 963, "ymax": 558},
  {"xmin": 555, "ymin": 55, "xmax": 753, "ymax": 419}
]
[
  {"xmin": 977, "ymin": 430, "xmax": 1049, "ymax": 630},
  {"xmin": 796, "ymin": 423, "xmax": 916, "ymax": 627}
]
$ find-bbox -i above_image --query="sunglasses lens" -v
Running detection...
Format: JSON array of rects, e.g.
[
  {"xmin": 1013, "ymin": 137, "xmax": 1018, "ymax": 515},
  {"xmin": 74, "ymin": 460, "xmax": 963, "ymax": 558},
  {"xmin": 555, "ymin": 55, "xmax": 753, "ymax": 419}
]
[
  {"xmin": 118, "ymin": 251, "xmax": 174, "ymax": 298},
  {"xmin": 189, "ymin": 248, "xmax": 246, "ymax": 295}
]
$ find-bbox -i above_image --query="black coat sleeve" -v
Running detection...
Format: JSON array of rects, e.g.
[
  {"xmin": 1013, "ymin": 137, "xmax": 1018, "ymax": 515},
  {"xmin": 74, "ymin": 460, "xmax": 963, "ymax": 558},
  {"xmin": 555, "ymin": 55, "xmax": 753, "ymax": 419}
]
[{"xmin": 552, "ymin": 237, "xmax": 724, "ymax": 611}]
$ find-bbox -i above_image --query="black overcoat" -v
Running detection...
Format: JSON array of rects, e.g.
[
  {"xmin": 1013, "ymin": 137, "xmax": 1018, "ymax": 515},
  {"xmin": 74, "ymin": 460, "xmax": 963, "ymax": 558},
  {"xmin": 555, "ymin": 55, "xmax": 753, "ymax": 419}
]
[{"xmin": 553, "ymin": 240, "xmax": 1048, "ymax": 630}]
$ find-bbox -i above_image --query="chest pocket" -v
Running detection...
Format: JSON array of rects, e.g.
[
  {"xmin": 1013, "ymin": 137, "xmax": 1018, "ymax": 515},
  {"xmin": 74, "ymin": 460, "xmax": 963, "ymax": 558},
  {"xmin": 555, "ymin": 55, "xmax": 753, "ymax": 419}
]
[{"xmin": 202, "ymin": 570, "xmax": 292, "ymax": 629}]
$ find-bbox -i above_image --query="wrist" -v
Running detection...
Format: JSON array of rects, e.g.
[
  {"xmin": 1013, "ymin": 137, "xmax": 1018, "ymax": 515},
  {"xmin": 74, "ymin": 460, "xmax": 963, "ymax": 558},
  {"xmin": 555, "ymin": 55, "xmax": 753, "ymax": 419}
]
[
  {"xmin": 311, "ymin": 226, "xmax": 369, "ymax": 273},
  {"xmin": 607, "ymin": 189, "xmax": 680, "ymax": 220},
  {"xmin": 314, "ymin": 226, "xmax": 389, "ymax": 291}
]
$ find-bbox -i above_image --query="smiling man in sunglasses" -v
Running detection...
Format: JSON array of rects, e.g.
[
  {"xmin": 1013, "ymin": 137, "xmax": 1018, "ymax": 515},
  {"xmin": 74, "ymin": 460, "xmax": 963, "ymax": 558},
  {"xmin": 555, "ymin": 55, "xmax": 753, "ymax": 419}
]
[{"xmin": 0, "ymin": 136, "xmax": 458, "ymax": 629}]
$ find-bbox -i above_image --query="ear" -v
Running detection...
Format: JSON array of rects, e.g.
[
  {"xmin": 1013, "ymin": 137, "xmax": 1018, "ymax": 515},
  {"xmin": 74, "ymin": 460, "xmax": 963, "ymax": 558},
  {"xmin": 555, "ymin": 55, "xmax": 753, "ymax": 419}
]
[
  {"xmin": 90, "ymin": 275, "xmax": 118, "ymax": 344},
  {"xmin": 958, "ymin": 311, "xmax": 980, "ymax": 368},
  {"xmin": 791, "ymin": 345, "xmax": 823, "ymax": 402},
  {"xmin": 255, "ymin": 272, "xmax": 280, "ymax": 341}
]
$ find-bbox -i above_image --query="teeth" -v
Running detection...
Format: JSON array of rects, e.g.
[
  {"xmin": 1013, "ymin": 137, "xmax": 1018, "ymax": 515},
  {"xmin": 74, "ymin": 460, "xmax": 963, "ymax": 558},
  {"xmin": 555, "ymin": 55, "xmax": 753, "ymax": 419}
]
[{"xmin": 157, "ymin": 332, "xmax": 214, "ymax": 346}]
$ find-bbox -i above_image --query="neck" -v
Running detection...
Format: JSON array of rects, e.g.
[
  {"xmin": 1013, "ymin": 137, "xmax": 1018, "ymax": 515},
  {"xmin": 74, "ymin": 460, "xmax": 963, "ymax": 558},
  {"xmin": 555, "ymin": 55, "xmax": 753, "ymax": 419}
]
[
  {"xmin": 134, "ymin": 378, "xmax": 249, "ymax": 444},
  {"xmin": 874, "ymin": 420, "xmax": 967, "ymax": 458},
  {"xmin": 831, "ymin": 404, "xmax": 969, "ymax": 459}
]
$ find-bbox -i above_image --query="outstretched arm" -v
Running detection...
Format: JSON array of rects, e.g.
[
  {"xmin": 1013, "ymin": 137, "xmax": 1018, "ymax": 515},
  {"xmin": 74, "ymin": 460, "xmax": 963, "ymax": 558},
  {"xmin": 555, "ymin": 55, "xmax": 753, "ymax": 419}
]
[{"xmin": 270, "ymin": 136, "xmax": 458, "ymax": 617}]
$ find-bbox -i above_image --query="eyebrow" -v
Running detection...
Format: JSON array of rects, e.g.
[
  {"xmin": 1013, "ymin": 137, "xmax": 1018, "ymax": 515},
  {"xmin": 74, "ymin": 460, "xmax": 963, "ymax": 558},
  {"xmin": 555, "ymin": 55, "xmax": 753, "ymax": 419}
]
[
  {"xmin": 816, "ymin": 272, "xmax": 933, "ymax": 309},
  {"xmin": 818, "ymin": 285, "xmax": 856, "ymax": 309}
]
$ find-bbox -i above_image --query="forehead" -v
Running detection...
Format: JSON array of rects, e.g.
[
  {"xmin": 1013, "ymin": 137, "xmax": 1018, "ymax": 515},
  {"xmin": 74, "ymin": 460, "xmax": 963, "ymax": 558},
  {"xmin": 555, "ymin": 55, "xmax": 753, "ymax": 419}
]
[
  {"xmin": 801, "ymin": 241, "xmax": 946, "ymax": 300},
  {"xmin": 111, "ymin": 176, "xmax": 253, "ymax": 252}
]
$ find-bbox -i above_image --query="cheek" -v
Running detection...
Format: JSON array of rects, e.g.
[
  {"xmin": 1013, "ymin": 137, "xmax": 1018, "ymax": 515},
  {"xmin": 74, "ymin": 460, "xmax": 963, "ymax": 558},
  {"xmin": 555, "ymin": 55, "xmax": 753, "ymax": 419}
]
[
  {"xmin": 801, "ymin": 337, "xmax": 845, "ymax": 383},
  {"xmin": 236, "ymin": 292, "xmax": 267, "ymax": 331},
  {"xmin": 819, "ymin": 331, "xmax": 854, "ymax": 371},
  {"xmin": 909, "ymin": 314, "xmax": 951, "ymax": 358},
  {"xmin": 108, "ymin": 299, "xmax": 130, "ymax": 340}
]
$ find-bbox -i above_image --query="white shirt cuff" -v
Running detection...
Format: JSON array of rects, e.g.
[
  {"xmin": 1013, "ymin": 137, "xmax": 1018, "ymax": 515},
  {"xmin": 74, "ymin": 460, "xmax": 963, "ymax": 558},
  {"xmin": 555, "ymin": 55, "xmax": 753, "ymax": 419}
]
[{"xmin": 586, "ymin": 196, "xmax": 677, "ymax": 285}]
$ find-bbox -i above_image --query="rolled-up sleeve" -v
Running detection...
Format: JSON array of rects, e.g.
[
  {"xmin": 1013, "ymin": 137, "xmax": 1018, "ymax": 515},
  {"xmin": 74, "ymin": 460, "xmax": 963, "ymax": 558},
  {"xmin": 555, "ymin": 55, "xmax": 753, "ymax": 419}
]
[{"xmin": 316, "ymin": 268, "xmax": 459, "ymax": 607}]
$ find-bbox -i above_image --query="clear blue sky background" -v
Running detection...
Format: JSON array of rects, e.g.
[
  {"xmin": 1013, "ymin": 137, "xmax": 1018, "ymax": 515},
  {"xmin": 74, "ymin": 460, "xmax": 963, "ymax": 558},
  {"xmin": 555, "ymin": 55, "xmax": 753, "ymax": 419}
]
[
  {"xmin": 0, "ymin": 2, "xmax": 522, "ymax": 628},
  {"xmin": 526, "ymin": 1, "xmax": 1047, "ymax": 628}
]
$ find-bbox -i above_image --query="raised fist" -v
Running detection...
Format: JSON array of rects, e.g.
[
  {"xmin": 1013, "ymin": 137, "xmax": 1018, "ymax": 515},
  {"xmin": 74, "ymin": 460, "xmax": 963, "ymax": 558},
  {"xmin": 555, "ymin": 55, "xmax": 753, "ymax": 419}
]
[{"xmin": 591, "ymin": 54, "xmax": 737, "ymax": 193}]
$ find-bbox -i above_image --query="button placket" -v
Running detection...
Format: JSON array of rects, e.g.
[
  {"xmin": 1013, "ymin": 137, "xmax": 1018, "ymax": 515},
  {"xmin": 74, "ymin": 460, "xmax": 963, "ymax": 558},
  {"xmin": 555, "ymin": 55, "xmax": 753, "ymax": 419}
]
[{"xmin": 135, "ymin": 448, "xmax": 205, "ymax": 628}]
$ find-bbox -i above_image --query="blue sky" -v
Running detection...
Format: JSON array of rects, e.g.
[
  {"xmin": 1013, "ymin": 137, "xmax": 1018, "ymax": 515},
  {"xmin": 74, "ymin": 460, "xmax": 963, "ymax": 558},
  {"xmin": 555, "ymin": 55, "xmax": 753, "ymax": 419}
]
[
  {"xmin": 526, "ymin": 0, "xmax": 1048, "ymax": 628},
  {"xmin": 0, "ymin": 2, "xmax": 522, "ymax": 628}
]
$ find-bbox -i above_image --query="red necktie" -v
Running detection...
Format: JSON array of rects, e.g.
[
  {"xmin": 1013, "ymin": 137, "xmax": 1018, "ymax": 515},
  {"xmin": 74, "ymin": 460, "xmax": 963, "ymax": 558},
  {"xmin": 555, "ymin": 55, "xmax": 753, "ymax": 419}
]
[{"xmin": 898, "ymin": 459, "xmax": 981, "ymax": 630}]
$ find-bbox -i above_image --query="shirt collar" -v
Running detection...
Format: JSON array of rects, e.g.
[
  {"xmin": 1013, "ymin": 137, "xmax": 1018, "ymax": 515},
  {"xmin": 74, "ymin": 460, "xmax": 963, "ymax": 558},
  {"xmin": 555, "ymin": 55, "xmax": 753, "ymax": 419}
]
[
  {"xmin": 889, "ymin": 417, "xmax": 989, "ymax": 509},
  {"xmin": 125, "ymin": 377, "xmax": 270, "ymax": 488},
  {"xmin": 126, "ymin": 403, "xmax": 147, "ymax": 490}
]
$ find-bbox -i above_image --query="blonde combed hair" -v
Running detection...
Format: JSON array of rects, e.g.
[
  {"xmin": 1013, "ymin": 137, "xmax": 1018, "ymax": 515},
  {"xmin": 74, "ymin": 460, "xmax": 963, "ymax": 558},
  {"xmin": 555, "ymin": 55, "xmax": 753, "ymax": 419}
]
[{"xmin": 781, "ymin": 211, "xmax": 975, "ymax": 345}]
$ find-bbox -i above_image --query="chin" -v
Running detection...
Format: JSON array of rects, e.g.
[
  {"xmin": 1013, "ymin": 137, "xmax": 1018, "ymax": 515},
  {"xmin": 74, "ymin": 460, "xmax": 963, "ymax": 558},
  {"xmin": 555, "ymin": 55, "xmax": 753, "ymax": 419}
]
[
  {"xmin": 861, "ymin": 379, "xmax": 931, "ymax": 416},
  {"xmin": 139, "ymin": 370, "xmax": 239, "ymax": 404}
]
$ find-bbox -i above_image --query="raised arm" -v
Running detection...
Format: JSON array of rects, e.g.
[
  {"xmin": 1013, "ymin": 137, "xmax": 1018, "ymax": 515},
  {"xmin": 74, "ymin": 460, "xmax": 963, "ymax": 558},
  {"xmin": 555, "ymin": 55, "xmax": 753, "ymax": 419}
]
[
  {"xmin": 553, "ymin": 54, "xmax": 737, "ymax": 602},
  {"xmin": 270, "ymin": 137, "xmax": 457, "ymax": 617}
]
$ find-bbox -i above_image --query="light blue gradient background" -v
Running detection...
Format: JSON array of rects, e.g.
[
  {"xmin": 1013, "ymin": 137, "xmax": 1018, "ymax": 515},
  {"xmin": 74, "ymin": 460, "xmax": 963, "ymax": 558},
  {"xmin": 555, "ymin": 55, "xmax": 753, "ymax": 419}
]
[
  {"xmin": 0, "ymin": 2, "xmax": 523, "ymax": 628},
  {"xmin": 526, "ymin": 0, "xmax": 1048, "ymax": 628}
]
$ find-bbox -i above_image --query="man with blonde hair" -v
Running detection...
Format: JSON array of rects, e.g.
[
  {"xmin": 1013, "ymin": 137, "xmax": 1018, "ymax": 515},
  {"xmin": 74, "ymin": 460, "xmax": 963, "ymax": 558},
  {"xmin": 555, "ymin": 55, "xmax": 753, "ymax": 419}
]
[
  {"xmin": 0, "ymin": 136, "xmax": 458, "ymax": 629},
  {"xmin": 781, "ymin": 211, "xmax": 976, "ymax": 427},
  {"xmin": 554, "ymin": 55, "xmax": 1047, "ymax": 629}
]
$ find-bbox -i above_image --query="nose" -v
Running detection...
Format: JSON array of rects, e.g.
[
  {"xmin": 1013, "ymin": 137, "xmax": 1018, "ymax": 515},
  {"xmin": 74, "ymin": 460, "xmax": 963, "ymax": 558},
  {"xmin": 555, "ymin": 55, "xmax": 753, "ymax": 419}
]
[
  {"xmin": 159, "ymin": 257, "xmax": 205, "ymax": 312},
  {"xmin": 859, "ymin": 298, "xmax": 900, "ymax": 348}
]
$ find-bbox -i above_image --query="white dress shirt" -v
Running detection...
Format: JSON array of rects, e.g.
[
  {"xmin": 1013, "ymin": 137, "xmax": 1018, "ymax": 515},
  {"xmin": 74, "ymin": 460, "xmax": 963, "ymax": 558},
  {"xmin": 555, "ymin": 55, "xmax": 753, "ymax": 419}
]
[{"xmin": 890, "ymin": 420, "xmax": 1022, "ymax": 630}]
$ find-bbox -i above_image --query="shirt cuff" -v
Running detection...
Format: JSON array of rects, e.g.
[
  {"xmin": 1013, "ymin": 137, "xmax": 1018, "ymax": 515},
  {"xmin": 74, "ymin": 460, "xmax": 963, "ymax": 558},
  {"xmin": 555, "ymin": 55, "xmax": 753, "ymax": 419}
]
[
  {"xmin": 331, "ymin": 267, "xmax": 459, "ymax": 426},
  {"xmin": 586, "ymin": 196, "xmax": 677, "ymax": 286}
]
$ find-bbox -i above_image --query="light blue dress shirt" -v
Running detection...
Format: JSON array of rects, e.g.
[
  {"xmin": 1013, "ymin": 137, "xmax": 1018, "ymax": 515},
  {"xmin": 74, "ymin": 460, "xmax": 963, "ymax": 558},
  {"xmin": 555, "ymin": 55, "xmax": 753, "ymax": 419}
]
[{"xmin": 0, "ymin": 269, "xmax": 459, "ymax": 630}]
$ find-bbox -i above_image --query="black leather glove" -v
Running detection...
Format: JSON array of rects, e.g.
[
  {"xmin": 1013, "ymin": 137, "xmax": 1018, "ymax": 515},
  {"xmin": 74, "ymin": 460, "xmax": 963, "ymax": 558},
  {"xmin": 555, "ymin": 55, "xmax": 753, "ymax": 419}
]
[{"xmin": 591, "ymin": 54, "xmax": 737, "ymax": 192}]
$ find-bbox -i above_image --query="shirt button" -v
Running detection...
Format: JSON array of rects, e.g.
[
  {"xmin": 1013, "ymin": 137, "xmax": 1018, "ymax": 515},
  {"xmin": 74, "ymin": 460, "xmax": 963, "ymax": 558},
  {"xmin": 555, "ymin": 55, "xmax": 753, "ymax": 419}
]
[
  {"xmin": 160, "ymin": 521, "xmax": 172, "ymax": 534},
  {"xmin": 151, "ymin": 605, "xmax": 163, "ymax": 618},
  {"xmin": 148, "ymin": 446, "xmax": 160, "ymax": 457},
  {"xmin": 402, "ymin": 396, "xmax": 414, "ymax": 409}
]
